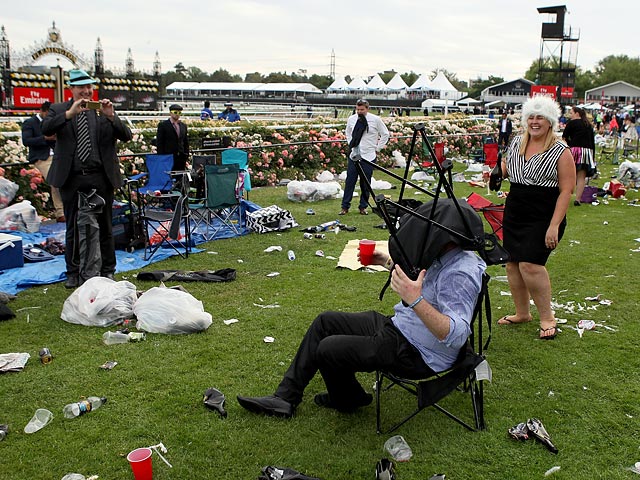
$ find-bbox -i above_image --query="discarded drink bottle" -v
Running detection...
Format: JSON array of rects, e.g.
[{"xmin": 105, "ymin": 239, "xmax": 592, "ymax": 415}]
[
  {"xmin": 303, "ymin": 233, "xmax": 313, "ymax": 240},
  {"xmin": 39, "ymin": 347, "xmax": 53, "ymax": 364},
  {"xmin": 0, "ymin": 424, "xmax": 8, "ymax": 441},
  {"xmin": 315, "ymin": 220, "xmax": 339, "ymax": 232},
  {"xmin": 102, "ymin": 331, "xmax": 145, "ymax": 345},
  {"xmin": 287, "ymin": 250, "xmax": 296, "ymax": 261},
  {"xmin": 314, "ymin": 234, "xmax": 326, "ymax": 239},
  {"xmin": 63, "ymin": 397, "xmax": 107, "ymax": 419}
]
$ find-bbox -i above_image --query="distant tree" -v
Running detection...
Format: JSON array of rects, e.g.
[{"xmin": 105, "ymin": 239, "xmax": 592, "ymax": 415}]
[
  {"xmin": 186, "ymin": 66, "xmax": 208, "ymax": 82},
  {"xmin": 210, "ymin": 68, "xmax": 241, "ymax": 82},
  {"xmin": 401, "ymin": 71, "xmax": 420, "ymax": 87},
  {"xmin": 245, "ymin": 72, "xmax": 264, "ymax": 82},
  {"xmin": 593, "ymin": 54, "xmax": 640, "ymax": 86},
  {"xmin": 379, "ymin": 71, "xmax": 396, "ymax": 84},
  {"xmin": 467, "ymin": 75, "xmax": 505, "ymax": 99},
  {"xmin": 173, "ymin": 62, "xmax": 187, "ymax": 77},
  {"xmin": 264, "ymin": 71, "xmax": 294, "ymax": 83},
  {"xmin": 309, "ymin": 74, "xmax": 333, "ymax": 90}
]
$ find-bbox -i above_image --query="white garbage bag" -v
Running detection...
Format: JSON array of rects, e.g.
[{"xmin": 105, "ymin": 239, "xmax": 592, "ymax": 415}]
[
  {"xmin": 133, "ymin": 287, "xmax": 212, "ymax": 334},
  {"xmin": 61, "ymin": 277, "xmax": 138, "ymax": 327}
]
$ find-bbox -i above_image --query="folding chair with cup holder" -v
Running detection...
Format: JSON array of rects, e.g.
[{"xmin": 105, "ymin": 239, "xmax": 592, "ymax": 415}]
[
  {"xmin": 190, "ymin": 164, "xmax": 244, "ymax": 241},
  {"xmin": 375, "ymin": 273, "xmax": 492, "ymax": 434},
  {"xmin": 138, "ymin": 172, "xmax": 192, "ymax": 261}
]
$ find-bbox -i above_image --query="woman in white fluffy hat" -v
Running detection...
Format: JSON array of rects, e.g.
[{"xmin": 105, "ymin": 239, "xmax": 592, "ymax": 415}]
[{"xmin": 497, "ymin": 95, "xmax": 576, "ymax": 339}]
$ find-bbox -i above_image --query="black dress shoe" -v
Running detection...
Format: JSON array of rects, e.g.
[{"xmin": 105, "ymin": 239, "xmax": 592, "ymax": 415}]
[
  {"xmin": 314, "ymin": 392, "xmax": 373, "ymax": 412},
  {"xmin": 236, "ymin": 395, "xmax": 294, "ymax": 418},
  {"xmin": 64, "ymin": 275, "xmax": 79, "ymax": 289}
]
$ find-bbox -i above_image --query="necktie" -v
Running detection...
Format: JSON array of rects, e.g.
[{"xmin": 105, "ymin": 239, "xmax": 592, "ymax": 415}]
[
  {"xmin": 77, "ymin": 111, "xmax": 92, "ymax": 163},
  {"xmin": 174, "ymin": 122, "xmax": 181, "ymax": 137}
]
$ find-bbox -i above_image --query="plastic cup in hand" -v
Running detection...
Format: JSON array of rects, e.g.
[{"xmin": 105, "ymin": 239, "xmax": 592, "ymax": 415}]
[
  {"xmin": 127, "ymin": 447, "xmax": 153, "ymax": 480},
  {"xmin": 359, "ymin": 239, "xmax": 376, "ymax": 266},
  {"xmin": 24, "ymin": 408, "xmax": 53, "ymax": 434}
]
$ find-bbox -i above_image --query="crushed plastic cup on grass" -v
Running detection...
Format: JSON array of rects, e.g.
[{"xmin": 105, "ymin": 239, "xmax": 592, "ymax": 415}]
[
  {"xmin": 384, "ymin": 435, "xmax": 412, "ymax": 462},
  {"xmin": 577, "ymin": 319, "xmax": 596, "ymax": 330},
  {"xmin": 264, "ymin": 246, "xmax": 282, "ymax": 253},
  {"xmin": 99, "ymin": 360, "xmax": 118, "ymax": 370},
  {"xmin": 315, "ymin": 250, "xmax": 325, "ymax": 257},
  {"xmin": 263, "ymin": 336, "xmax": 275, "ymax": 343},
  {"xmin": 629, "ymin": 461, "xmax": 640, "ymax": 474},
  {"xmin": 266, "ymin": 272, "xmax": 280, "ymax": 277},
  {"xmin": 544, "ymin": 466, "xmax": 561, "ymax": 477},
  {"xmin": 24, "ymin": 408, "xmax": 53, "ymax": 434},
  {"xmin": 223, "ymin": 318, "xmax": 239, "ymax": 325}
]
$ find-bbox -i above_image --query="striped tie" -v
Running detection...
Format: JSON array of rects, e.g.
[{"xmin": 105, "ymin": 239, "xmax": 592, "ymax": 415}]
[{"xmin": 77, "ymin": 111, "xmax": 92, "ymax": 163}]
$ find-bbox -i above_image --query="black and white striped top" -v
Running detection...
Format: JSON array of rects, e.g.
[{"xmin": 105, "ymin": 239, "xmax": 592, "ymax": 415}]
[{"xmin": 506, "ymin": 136, "xmax": 567, "ymax": 188}]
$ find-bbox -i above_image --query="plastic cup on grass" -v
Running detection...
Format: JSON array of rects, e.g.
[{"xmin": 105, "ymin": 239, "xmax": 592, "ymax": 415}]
[{"xmin": 127, "ymin": 447, "xmax": 153, "ymax": 480}]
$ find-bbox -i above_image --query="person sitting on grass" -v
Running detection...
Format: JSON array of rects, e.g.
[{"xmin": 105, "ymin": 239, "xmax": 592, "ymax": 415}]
[{"xmin": 237, "ymin": 200, "xmax": 486, "ymax": 418}]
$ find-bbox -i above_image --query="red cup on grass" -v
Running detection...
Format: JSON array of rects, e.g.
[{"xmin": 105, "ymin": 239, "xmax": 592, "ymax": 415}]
[
  {"xmin": 359, "ymin": 239, "xmax": 376, "ymax": 266},
  {"xmin": 127, "ymin": 447, "xmax": 153, "ymax": 480}
]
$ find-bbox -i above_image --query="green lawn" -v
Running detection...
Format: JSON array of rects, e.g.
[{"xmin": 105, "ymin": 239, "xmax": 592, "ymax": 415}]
[{"xmin": 1, "ymin": 160, "xmax": 639, "ymax": 479}]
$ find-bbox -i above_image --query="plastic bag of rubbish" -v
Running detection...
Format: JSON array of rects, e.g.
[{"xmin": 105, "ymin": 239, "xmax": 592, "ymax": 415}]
[
  {"xmin": 134, "ymin": 286, "xmax": 212, "ymax": 334},
  {"xmin": 315, "ymin": 170, "xmax": 335, "ymax": 182},
  {"xmin": 61, "ymin": 277, "xmax": 138, "ymax": 327}
]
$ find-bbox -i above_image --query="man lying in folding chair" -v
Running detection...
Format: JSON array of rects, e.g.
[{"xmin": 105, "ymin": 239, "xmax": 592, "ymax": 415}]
[{"xmin": 237, "ymin": 198, "xmax": 487, "ymax": 425}]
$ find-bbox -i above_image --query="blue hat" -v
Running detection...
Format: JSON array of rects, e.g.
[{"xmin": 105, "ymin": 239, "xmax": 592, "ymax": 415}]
[{"xmin": 68, "ymin": 69, "xmax": 96, "ymax": 86}]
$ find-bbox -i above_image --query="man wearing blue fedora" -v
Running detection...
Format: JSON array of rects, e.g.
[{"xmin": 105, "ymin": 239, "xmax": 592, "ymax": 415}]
[{"xmin": 42, "ymin": 69, "xmax": 132, "ymax": 288}]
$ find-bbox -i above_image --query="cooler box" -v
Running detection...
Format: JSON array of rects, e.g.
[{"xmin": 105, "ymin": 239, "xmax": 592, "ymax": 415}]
[{"xmin": 0, "ymin": 233, "xmax": 24, "ymax": 270}]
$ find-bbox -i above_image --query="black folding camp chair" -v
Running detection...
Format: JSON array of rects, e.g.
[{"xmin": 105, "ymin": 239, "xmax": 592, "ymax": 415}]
[{"xmin": 375, "ymin": 273, "xmax": 492, "ymax": 433}]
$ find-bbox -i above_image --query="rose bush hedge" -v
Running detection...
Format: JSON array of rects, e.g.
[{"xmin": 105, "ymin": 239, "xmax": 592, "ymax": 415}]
[{"xmin": 0, "ymin": 114, "xmax": 498, "ymax": 217}]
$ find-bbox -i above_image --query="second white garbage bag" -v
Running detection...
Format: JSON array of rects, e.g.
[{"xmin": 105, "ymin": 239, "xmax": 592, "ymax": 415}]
[{"xmin": 133, "ymin": 286, "xmax": 212, "ymax": 334}]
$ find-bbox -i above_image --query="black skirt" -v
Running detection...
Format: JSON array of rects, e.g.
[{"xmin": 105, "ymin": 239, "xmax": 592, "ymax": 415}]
[{"xmin": 503, "ymin": 183, "xmax": 566, "ymax": 265}]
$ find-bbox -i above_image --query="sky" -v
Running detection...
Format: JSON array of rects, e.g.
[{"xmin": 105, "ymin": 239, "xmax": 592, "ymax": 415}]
[{"xmin": 2, "ymin": 0, "xmax": 638, "ymax": 84}]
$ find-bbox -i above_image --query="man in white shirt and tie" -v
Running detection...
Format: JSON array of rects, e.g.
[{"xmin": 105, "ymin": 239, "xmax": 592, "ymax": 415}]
[{"xmin": 340, "ymin": 99, "xmax": 389, "ymax": 216}]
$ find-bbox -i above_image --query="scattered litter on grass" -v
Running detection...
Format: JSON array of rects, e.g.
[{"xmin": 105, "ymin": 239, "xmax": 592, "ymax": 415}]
[
  {"xmin": 629, "ymin": 461, "xmax": 640, "ymax": 474},
  {"xmin": 99, "ymin": 361, "xmax": 118, "ymax": 370},
  {"xmin": 569, "ymin": 240, "xmax": 581, "ymax": 245},
  {"xmin": 42, "ymin": 288, "xmax": 48, "ymax": 294},
  {"xmin": 254, "ymin": 302, "xmax": 280, "ymax": 309},
  {"xmin": 223, "ymin": 318, "xmax": 239, "ymax": 325},
  {"xmin": 599, "ymin": 299, "xmax": 613, "ymax": 306},
  {"xmin": 266, "ymin": 272, "xmax": 280, "ymax": 277},
  {"xmin": 263, "ymin": 336, "xmax": 275, "ymax": 343},
  {"xmin": 315, "ymin": 250, "xmax": 324, "ymax": 257},
  {"xmin": 603, "ymin": 221, "xmax": 609, "ymax": 225},
  {"xmin": 203, "ymin": 387, "xmax": 227, "ymax": 417},
  {"xmin": 508, "ymin": 422, "xmax": 529, "ymax": 440},
  {"xmin": 556, "ymin": 318, "xmax": 567, "ymax": 324},
  {"xmin": 544, "ymin": 466, "xmax": 561, "ymax": 477},
  {"xmin": 306, "ymin": 208, "xmax": 315, "ymax": 215},
  {"xmin": 16, "ymin": 306, "xmax": 41, "ymax": 312},
  {"xmin": 577, "ymin": 320, "xmax": 596, "ymax": 330},
  {"xmin": 0, "ymin": 352, "xmax": 30, "ymax": 372},
  {"xmin": 325, "ymin": 255, "xmax": 336, "ymax": 260},
  {"xmin": 500, "ymin": 291, "xmax": 512, "ymax": 296},
  {"xmin": 493, "ymin": 275, "xmax": 508, "ymax": 282},
  {"xmin": 585, "ymin": 294, "xmax": 602, "ymax": 301},
  {"xmin": 237, "ymin": 259, "xmax": 244, "ymax": 263},
  {"xmin": 548, "ymin": 391, "xmax": 554, "ymax": 397},
  {"xmin": 207, "ymin": 251, "xmax": 218, "ymax": 255},
  {"xmin": 264, "ymin": 246, "xmax": 282, "ymax": 253}
]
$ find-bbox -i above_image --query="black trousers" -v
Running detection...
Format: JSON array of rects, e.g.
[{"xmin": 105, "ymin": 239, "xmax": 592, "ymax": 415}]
[
  {"xmin": 498, "ymin": 132, "xmax": 511, "ymax": 148},
  {"xmin": 275, "ymin": 310, "xmax": 434, "ymax": 408},
  {"xmin": 60, "ymin": 171, "xmax": 116, "ymax": 278}
]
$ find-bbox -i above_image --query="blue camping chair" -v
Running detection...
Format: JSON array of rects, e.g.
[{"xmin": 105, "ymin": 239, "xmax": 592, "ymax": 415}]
[
  {"xmin": 129, "ymin": 154, "xmax": 175, "ymax": 195},
  {"xmin": 221, "ymin": 148, "xmax": 251, "ymax": 197}
]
